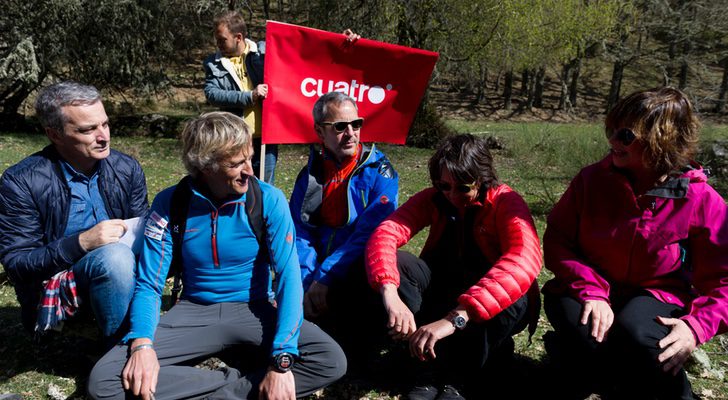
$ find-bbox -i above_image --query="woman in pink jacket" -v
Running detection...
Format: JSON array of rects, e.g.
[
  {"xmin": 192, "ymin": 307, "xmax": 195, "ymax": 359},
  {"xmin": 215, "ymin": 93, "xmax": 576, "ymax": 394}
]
[
  {"xmin": 543, "ymin": 87, "xmax": 728, "ymax": 400},
  {"xmin": 366, "ymin": 134, "xmax": 542, "ymax": 400}
]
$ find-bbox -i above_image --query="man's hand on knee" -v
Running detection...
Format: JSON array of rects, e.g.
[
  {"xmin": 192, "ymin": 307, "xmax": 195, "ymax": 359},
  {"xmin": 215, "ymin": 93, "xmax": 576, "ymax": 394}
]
[
  {"xmin": 122, "ymin": 339, "xmax": 159, "ymax": 400},
  {"xmin": 79, "ymin": 219, "xmax": 128, "ymax": 251},
  {"xmin": 259, "ymin": 369, "xmax": 295, "ymax": 400}
]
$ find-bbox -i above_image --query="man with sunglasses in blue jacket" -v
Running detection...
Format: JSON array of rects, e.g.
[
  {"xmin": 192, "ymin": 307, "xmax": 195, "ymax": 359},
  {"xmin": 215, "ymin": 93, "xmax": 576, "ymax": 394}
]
[{"xmin": 289, "ymin": 92, "xmax": 399, "ymax": 330}]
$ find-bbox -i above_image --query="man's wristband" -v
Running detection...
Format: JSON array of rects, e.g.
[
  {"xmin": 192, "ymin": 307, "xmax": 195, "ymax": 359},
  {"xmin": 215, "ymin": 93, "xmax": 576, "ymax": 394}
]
[{"xmin": 130, "ymin": 343, "xmax": 154, "ymax": 354}]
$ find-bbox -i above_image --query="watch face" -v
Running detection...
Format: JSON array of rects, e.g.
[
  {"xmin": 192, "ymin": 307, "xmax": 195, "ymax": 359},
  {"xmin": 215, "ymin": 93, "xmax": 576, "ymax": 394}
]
[
  {"xmin": 453, "ymin": 315, "xmax": 466, "ymax": 329},
  {"xmin": 274, "ymin": 353, "xmax": 294, "ymax": 372},
  {"xmin": 278, "ymin": 354, "xmax": 292, "ymax": 369}
]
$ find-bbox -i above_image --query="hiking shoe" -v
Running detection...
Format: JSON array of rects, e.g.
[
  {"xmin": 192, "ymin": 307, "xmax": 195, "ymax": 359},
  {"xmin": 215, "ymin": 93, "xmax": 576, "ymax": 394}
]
[
  {"xmin": 436, "ymin": 385, "xmax": 466, "ymax": 400},
  {"xmin": 406, "ymin": 384, "xmax": 439, "ymax": 400}
]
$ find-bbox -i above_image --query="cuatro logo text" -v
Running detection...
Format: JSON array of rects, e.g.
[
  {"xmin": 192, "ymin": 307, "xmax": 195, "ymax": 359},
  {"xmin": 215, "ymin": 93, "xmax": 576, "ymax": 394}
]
[{"xmin": 300, "ymin": 78, "xmax": 393, "ymax": 104}]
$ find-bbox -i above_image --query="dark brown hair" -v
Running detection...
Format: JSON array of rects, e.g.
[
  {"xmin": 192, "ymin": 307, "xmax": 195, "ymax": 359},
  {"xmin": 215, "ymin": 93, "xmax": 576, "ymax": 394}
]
[
  {"xmin": 214, "ymin": 10, "xmax": 248, "ymax": 38},
  {"xmin": 428, "ymin": 134, "xmax": 499, "ymax": 195},
  {"xmin": 605, "ymin": 87, "xmax": 700, "ymax": 174}
]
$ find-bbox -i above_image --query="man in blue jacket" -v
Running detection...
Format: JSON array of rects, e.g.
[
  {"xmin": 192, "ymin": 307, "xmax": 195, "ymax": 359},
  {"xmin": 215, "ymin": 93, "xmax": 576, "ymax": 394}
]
[
  {"xmin": 289, "ymin": 92, "xmax": 399, "ymax": 321},
  {"xmin": 88, "ymin": 112, "xmax": 345, "ymax": 400},
  {"xmin": 203, "ymin": 10, "xmax": 277, "ymax": 184},
  {"xmin": 0, "ymin": 81, "xmax": 148, "ymax": 344}
]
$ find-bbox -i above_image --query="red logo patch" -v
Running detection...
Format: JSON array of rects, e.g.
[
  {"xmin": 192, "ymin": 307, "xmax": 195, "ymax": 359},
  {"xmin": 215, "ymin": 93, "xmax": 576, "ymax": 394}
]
[
  {"xmin": 286, "ymin": 233, "xmax": 293, "ymax": 243},
  {"xmin": 380, "ymin": 195, "xmax": 389, "ymax": 204}
]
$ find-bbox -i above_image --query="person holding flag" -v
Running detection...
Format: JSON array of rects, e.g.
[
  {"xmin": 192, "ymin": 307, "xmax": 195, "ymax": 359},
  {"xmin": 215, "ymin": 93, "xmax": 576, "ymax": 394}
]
[
  {"xmin": 203, "ymin": 10, "xmax": 276, "ymax": 183},
  {"xmin": 203, "ymin": 10, "xmax": 360, "ymax": 184}
]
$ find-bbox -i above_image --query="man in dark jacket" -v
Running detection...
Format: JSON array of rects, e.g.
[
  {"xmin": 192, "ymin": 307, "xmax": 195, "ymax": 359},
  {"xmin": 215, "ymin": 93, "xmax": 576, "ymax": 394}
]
[
  {"xmin": 0, "ymin": 81, "xmax": 148, "ymax": 344},
  {"xmin": 203, "ymin": 10, "xmax": 277, "ymax": 183}
]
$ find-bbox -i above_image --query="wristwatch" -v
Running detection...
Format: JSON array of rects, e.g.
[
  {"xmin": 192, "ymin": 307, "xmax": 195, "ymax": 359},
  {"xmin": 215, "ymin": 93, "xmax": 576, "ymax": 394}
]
[
  {"xmin": 271, "ymin": 352, "xmax": 295, "ymax": 373},
  {"xmin": 448, "ymin": 311, "xmax": 467, "ymax": 330}
]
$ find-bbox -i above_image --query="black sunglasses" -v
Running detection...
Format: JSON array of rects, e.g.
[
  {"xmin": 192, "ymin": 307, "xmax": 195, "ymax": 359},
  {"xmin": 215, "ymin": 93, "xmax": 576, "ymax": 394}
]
[
  {"xmin": 319, "ymin": 118, "xmax": 364, "ymax": 133},
  {"xmin": 434, "ymin": 181, "xmax": 478, "ymax": 194},
  {"xmin": 610, "ymin": 128, "xmax": 637, "ymax": 146}
]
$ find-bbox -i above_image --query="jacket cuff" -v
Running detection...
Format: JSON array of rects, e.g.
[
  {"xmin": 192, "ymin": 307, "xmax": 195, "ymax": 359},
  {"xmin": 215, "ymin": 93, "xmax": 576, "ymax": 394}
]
[
  {"xmin": 271, "ymin": 346, "xmax": 300, "ymax": 358},
  {"xmin": 680, "ymin": 315, "xmax": 708, "ymax": 345},
  {"xmin": 61, "ymin": 233, "xmax": 87, "ymax": 264},
  {"xmin": 371, "ymin": 277, "xmax": 399, "ymax": 291},
  {"xmin": 314, "ymin": 270, "xmax": 333, "ymax": 286},
  {"xmin": 457, "ymin": 295, "xmax": 489, "ymax": 323}
]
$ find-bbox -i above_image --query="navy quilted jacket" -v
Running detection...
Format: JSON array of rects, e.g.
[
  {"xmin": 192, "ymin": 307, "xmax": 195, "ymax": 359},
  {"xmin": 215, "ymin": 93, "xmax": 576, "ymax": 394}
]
[{"xmin": 0, "ymin": 145, "xmax": 148, "ymax": 331}]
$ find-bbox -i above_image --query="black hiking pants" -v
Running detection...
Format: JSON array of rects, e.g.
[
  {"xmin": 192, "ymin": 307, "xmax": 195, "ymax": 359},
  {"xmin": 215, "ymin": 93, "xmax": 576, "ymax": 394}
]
[{"xmin": 544, "ymin": 291, "xmax": 695, "ymax": 400}]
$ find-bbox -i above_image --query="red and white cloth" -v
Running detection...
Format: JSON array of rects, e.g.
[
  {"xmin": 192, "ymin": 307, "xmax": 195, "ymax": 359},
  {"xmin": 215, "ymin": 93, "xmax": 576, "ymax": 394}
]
[
  {"xmin": 263, "ymin": 21, "xmax": 439, "ymax": 144},
  {"xmin": 35, "ymin": 269, "xmax": 81, "ymax": 333}
]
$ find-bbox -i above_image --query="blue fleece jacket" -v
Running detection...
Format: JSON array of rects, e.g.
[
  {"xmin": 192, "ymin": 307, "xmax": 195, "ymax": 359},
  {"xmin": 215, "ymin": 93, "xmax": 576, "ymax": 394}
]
[{"xmin": 126, "ymin": 178, "xmax": 302, "ymax": 356}]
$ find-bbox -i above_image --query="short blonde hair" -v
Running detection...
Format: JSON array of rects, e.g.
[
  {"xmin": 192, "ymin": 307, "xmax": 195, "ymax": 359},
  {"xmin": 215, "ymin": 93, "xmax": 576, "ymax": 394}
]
[
  {"xmin": 180, "ymin": 111, "xmax": 251, "ymax": 177},
  {"xmin": 605, "ymin": 87, "xmax": 700, "ymax": 174}
]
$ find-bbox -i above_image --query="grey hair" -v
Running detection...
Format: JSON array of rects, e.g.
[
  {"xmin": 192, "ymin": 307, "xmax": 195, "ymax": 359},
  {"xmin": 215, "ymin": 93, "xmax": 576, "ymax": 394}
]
[
  {"xmin": 180, "ymin": 111, "xmax": 252, "ymax": 177},
  {"xmin": 312, "ymin": 92, "xmax": 358, "ymax": 124},
  {"xmin": 35, "ymin": 81, "xmax": 102, "ymax": 133}
]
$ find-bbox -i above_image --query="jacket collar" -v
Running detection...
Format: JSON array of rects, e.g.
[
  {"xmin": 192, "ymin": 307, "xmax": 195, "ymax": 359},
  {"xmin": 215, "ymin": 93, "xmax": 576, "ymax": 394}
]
[
  {"xmin": 600, "ymin": 155, "xmax": 706, "ymax": 199},
  {"xmin": 309, "ymin": 143, "xmax": 375, "ymax": 174},
  {"xmin": 43, "ymin": 144, "xmax": 109, "ymax": 183},
  {"xmin": 646, "ymin": 163, "xmax": 707, "ymax": 199}
]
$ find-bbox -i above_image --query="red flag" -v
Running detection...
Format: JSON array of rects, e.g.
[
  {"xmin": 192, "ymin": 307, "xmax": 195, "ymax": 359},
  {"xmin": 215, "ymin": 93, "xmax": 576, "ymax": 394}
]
[{"xmin": 262, "ymin": 21, "xmax": 439, "ymax": 144}]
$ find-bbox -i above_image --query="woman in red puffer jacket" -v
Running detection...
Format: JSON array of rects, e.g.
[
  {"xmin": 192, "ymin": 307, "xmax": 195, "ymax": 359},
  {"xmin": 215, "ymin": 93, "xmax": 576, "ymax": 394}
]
[{"xmin": 365, "ymin": 134, "xmax": 542, "ymax": 400}]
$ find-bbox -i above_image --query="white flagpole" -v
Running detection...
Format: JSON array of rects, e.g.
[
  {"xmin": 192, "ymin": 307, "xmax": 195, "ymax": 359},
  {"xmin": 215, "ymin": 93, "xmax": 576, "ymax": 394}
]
[{"xmin": 259, "ymin": 143, "xmax": 266, "ymax": 181}]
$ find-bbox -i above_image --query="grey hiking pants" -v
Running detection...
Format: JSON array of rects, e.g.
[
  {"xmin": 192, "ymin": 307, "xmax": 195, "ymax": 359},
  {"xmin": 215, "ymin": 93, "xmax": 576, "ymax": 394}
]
[{"xmin": 87, "ymin": 300, "xmax": 346, "ymax": 399}]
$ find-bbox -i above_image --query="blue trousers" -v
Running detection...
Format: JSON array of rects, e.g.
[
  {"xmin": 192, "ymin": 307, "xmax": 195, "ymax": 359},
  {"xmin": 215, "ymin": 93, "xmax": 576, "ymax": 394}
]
[
  {"xmin": 252, "ymin": 138, "xmax": 278, "ymax": 185},
  {"xmin": 72, "ymin": 243, "xmax": 135, "ymax": 340}
]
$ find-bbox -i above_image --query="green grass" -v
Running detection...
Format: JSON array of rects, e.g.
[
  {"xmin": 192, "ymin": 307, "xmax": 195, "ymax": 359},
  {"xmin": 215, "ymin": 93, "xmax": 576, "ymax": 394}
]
[{"xmin": 1, "ymin": 122, "xmax": 727, "ymax": 399}]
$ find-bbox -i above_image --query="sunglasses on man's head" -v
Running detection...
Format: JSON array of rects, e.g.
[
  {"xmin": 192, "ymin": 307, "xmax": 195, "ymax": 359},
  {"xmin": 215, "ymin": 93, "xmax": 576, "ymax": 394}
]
[
  {"xmin": 610, "ymin": 128, "xmax": 637, "ymax": 146},
  {"xmin": 434, "ymin": 181, "xmax": 479, "ymax": 194},
  {"xmin": 319, "ymin": 118, "xmax": 364, "ymax": 133}
]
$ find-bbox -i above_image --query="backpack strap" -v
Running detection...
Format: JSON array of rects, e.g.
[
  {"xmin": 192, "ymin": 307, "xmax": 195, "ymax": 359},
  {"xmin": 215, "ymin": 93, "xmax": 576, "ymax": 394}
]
[
  {"xmin": 245, "ymin": 176, "xmax": 269, "ymax": 264},
  {"xmin": 168, "ymin": 176, "xmax": 193, "ymax": 306}
]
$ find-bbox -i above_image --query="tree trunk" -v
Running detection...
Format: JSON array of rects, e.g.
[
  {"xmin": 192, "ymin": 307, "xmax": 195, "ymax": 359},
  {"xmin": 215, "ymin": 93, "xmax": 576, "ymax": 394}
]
[
  {"xmin": 503, "ymin": 70, "xmax": 513, "ymax": 110},
  {"xmin": 606, "ymin": 61, "xmax": 625, "ymax": 113},
  {"xmin": 525, "ymin": 69, "xmax": 535, "ymax": 109},
  {"xmin": 569, "ymin": 56, "xmax": 581, "ymax": 107},
  {"xmin": 678, "ymin": 59, "xmax": 688, "ymax": 90},
  {"xmin": 521, "ymin": 70, "xmax": 530, "ymax": 96},
  {"xmin": 715, "ymin": 58, "xmax": 728, "ymax": 114},
  {"xmin": 666, "ymin": 41, "xmax": 677, "ymax": 85},
  {"xmin": 559, "ymin": 62, "xmax": 571, "ymax": 110},
  {"xmin": 0, "ymin": 81, "xmax": 32, "ymax": 129},
  {"xmin": 476, "ymin": 62, "xmax": 488, "ymax": 104},
  {"xmin": 534, "ymin": 67, "xmax": 545, "ymax": 108},
  {"xmin": 262, "ymin": 0, "xmax": 271, "ymax": 20}
]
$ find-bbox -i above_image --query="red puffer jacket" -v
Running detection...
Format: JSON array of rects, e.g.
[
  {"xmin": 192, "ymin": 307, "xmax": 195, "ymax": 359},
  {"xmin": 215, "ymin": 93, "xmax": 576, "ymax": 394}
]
[{"xmin": 366, "ymin": 185, "xmax": 542, "ymax": 322}]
